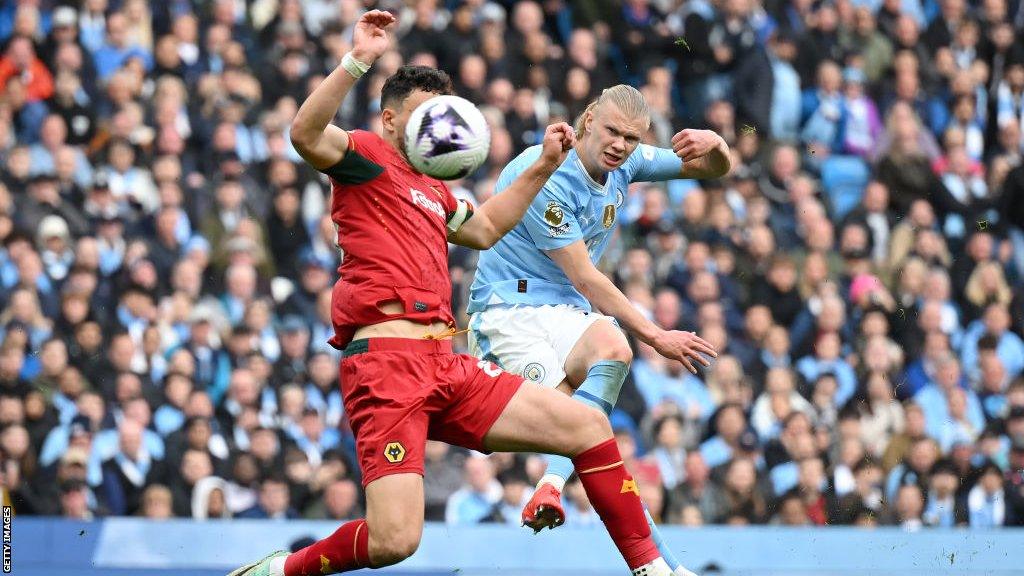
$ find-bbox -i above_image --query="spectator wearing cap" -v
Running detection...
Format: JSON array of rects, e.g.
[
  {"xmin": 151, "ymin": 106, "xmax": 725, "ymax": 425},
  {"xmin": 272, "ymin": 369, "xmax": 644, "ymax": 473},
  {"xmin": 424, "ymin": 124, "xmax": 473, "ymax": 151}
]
[
  {"xmin": 287, "ymin": 407, "xmax": 340, "ymax": 468},
  {"xmin": 272, "ymin": 315, "xmax": 310, "ymax": 386},
  {"xmin": 17, "ymin": 171, "xmax": 87, "ymax": 241},
  {"xmin": 969, "ymin": 460, "xmax": 1009, "ymax": 527}
]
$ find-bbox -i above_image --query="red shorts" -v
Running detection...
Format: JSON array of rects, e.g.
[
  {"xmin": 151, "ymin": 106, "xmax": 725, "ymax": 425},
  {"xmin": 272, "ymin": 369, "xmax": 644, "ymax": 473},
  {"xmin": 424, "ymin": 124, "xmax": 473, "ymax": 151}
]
[{"xmin": 339, "ymin": 337, "xmax": 523, "ymax": 486}]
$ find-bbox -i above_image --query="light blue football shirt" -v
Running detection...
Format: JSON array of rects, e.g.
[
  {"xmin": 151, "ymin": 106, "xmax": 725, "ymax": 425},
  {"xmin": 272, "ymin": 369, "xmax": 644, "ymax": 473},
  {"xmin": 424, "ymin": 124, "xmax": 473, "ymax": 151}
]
[{"xmin": 467, "ymin": 143, "xmax": 682, "ymax": 313}]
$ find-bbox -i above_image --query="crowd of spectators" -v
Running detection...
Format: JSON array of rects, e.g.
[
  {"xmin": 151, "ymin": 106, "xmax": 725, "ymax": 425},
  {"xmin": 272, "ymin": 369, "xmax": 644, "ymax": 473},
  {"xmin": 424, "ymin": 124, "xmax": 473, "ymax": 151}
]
[{"xmin": 0, "ymin": 0, "xmax": 1023, "ymax": 531}]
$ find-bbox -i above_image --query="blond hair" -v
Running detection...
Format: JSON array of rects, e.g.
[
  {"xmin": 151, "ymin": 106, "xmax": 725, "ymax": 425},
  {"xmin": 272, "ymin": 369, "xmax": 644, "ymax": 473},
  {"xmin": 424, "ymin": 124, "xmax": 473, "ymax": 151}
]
[{"xmin": 574, "ymin": 84, "xmax": 651, "ymax": 137}]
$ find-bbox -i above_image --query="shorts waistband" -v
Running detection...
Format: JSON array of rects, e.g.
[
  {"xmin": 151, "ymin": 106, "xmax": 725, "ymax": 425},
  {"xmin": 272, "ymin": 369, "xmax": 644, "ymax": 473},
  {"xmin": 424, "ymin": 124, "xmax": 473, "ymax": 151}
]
[{"xmin": 344, "ymin": 337, "xmax": 453, "ymax": 356}]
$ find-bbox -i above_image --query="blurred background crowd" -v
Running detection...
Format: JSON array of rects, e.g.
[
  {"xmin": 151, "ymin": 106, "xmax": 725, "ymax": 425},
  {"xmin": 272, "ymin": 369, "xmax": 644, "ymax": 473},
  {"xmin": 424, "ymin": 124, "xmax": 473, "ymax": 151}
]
[{"xmin": 0, "ymin": 0, "xmax": 1023, "ymax": 531}]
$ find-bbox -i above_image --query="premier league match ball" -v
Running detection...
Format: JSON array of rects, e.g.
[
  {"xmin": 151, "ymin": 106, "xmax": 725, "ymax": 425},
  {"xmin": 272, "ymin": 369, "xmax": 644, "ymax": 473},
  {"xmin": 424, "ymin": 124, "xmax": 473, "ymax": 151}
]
[{"xmin": 405, "ymin": 95, "xmax": 491, "ymax": 180}]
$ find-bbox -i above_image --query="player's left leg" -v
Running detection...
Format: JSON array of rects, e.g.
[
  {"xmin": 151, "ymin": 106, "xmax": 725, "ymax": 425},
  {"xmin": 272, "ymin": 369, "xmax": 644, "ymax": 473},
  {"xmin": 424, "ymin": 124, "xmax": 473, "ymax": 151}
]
[
  {"xmin": 543, "ymin": 319, "xmax": 695, "ymax": 576},
  {"xmin": 538, "ymin": 318, "xmax": 632, "ymax": 490},
  {"xmin": 480, "ymin": 382, "xmax": 675, "ymax": 576}
]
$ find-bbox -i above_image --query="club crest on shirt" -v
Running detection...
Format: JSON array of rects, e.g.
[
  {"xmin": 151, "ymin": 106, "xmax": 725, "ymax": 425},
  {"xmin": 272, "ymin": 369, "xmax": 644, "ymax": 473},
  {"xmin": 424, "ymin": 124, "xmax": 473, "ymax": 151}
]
[
  {"xmin": 603, "ymin": 204, "xmax": 616, "ymax": 228},
  {"xmin": 523, "ymin": 362, "xmax": 546, "ymax": 383},
  {"xmin": 544, "ymin": 202, "xmax": 564, "ymax": 226}
]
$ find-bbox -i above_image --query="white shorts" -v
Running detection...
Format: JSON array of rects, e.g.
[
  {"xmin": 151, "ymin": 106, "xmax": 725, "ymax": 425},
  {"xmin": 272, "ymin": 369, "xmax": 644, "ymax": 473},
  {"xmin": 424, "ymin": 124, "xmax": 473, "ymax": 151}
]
[{"xmin": 468, "ymin": 304, "xmax": 617, "ymax": 388}]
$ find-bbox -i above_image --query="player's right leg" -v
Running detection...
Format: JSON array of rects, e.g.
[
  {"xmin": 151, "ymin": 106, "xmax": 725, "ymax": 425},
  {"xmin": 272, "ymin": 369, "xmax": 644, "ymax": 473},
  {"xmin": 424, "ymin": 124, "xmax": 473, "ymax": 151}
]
[
  {"xmin": 227, "ymin": 474, "xmax": 425, "ymax": 576},
  {"xmin": 482, "ymin": 383, "xmax": 676, "ymax": 576}
]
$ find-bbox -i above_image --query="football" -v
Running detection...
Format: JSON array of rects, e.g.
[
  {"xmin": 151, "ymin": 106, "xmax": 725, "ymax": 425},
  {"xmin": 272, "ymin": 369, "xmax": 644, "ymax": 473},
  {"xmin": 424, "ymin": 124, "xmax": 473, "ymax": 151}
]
[{"xmin": 404, "ymin": 94, "xmax": 491, "ymax": 180}]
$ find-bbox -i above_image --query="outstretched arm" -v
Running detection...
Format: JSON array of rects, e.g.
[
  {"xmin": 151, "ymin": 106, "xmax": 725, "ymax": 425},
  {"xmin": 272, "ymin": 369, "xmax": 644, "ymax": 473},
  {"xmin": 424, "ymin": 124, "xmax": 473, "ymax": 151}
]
[
  {"xmin": 289, "ymin": 10, "xmax": 395, "ymax": 169},
  {"xmin": 449, "ymin": 123, "xmax": 575, "ymax": 249},
  {"xmin": 547, "ymin": 242, "xmax": 717, "ymax": 374},
  {"xmin": 672, "ymin": 129, "xmax": 732, "ymax": 180}
]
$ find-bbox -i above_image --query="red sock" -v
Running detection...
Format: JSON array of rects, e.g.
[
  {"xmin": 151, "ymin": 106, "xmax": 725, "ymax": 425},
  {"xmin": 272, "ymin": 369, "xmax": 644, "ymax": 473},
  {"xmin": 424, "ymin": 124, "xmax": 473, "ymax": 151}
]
[
  {"xmin": 573, "ymin": 438, "xmax": 659, "ymax": 570},
  {"xmin": 284, "ymin": 519, "xmax": 370, "ymax": 575}
]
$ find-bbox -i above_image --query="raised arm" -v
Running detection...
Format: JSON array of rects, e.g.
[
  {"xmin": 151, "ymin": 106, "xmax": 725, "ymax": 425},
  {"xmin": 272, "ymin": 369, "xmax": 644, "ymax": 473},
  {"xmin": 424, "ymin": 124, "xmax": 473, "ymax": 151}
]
[
  {"xmin": 672, "ymin": 129, "xmax": 732, "ymax": 180},
  {"xmin": 289, "ymin": 10, "xmax": 396, "ymax": 170},
  {"xmin": 449, "ymin": 123, "xmax": 575, "ymax": 249},
  {"xmin": 547, "ymin": 242, "xmax": 717, "ymax": 374}
]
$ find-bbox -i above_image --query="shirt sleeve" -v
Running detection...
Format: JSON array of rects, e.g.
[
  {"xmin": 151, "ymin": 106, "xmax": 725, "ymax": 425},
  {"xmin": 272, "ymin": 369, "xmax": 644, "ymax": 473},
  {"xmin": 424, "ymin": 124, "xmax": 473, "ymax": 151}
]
[
  {"xmin": 521, "ymin": 181, "xmax": 583, "ymax": 251},
  {"xmin": 321, "ymin": 130, "xmax": 385, "ymax": 184},
  {"xmin": 626, "ymin": 143, "xmax": 684, "ymax": 183}
]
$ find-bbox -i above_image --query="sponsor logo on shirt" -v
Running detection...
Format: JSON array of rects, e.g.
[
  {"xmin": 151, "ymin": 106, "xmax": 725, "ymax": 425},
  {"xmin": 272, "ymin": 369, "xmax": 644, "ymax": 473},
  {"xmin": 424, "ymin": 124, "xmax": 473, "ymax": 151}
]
[{"xmin": 411, "ymin": 188, "xmax": 445, "ymax": 220}]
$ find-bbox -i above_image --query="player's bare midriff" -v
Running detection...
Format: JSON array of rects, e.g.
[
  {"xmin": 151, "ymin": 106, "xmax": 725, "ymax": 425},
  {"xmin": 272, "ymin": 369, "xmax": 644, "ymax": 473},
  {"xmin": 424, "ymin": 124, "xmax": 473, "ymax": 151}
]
[{"xmin": 351, "ymin": 300, "xmax": 451, "ymax": 340}]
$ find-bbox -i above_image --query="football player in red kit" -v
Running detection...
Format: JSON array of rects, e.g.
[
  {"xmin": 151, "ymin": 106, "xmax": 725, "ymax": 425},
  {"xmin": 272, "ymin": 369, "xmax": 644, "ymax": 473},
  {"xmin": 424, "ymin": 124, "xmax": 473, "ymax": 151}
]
[{"xmin": 229, "ymin": 10, "xmax": 682, "ymax": 576}]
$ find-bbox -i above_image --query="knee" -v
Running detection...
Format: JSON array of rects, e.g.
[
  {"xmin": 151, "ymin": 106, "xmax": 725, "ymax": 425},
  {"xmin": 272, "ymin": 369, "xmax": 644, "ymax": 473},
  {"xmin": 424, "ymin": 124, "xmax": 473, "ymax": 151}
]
[
  {"xmin": 368, "ymin": 527, "xmax": 421, "ymax": 567},
  {"xmin": 566, "ymin": 405, "xmax": 613, "ymax": 456},
  {"xmin": 604, "ymin": 339, "xmax": 633, "ymax": 365},
  {"xmin": 595, "ymin": 331, "xmax": 632, "ymax": 365}
]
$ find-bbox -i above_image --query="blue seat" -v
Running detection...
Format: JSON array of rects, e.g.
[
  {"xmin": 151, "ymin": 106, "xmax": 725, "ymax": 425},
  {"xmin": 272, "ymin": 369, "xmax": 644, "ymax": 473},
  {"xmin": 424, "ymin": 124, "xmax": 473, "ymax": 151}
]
[{"xmin": 820, "ymin": 155, "xmax": 870, "ymax": 221}]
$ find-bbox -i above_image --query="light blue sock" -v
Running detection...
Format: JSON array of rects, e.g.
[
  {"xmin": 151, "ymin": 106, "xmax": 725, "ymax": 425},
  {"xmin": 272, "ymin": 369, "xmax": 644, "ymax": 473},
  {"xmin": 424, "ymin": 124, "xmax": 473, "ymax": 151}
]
[{"xmin": 541, "ymin": 361, "xmax": 684, "ymax": 572}]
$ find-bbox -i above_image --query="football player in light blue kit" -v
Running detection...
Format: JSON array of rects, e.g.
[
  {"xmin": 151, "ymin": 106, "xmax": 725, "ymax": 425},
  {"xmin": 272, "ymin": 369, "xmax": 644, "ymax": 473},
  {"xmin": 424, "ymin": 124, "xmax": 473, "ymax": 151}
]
[{"xmin": 468, "ymin": 85, "xmax": 730, "ymax": 576}]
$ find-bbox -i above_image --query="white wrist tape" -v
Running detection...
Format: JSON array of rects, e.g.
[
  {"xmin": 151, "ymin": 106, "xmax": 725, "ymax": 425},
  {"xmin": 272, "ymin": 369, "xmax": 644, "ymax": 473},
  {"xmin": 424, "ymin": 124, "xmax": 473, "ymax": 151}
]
[
  {"xmin": 341, "ymin": 52, "xmax": 371, "ymax": 79},
  {"xmin": 446, "ymin": 199, "xmax": 473, "ymax": 234}
]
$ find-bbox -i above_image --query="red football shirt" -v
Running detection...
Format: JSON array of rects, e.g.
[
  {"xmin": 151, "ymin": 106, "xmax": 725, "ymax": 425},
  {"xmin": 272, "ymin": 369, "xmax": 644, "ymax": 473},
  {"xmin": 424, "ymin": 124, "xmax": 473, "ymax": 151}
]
[{"xmin": 325, "ymin": 130, "xmax": 460, "ymax": 348}]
